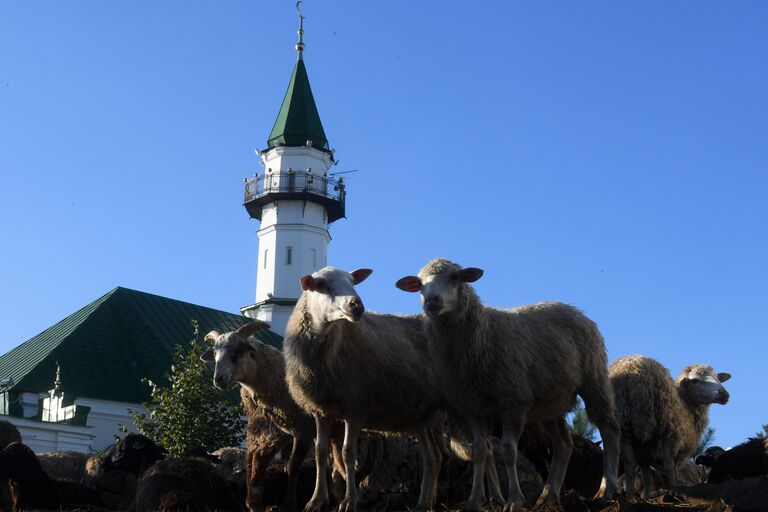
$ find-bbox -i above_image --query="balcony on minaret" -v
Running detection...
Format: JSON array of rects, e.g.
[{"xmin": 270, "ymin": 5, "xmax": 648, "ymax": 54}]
[{"xmin": 243, "ymin": 168, "xmax": 346, "ymax": 222}]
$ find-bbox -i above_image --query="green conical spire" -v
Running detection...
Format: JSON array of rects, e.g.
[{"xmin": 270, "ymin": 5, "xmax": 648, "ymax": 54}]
[{"xmin": 267, "ymin": 58, "xmax": 329, "ymax": 152}]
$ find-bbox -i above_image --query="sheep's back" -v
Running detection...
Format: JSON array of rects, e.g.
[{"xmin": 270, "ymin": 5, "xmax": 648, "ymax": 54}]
[
  {"xmin": 610, "ymin": 355, "xmax": 685, "ymax": 451},
  {"xmin": 435, "ymin": 301, "xmax": 605, "ymax": 420},
  {"xmin": 285, "ymin": 311, "xmax": 440, "ymax": 432}
]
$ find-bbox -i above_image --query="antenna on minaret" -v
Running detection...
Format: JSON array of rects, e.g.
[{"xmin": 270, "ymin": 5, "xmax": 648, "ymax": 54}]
[{"xmin": 295, "ymin": 1, "xmax": 305, "ymax": 59}]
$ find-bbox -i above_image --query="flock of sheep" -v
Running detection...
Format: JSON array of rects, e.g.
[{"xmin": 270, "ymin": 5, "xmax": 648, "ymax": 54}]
[
  {"xmin": 2, "ymin": 258, "xmax": 765, "ymax": 511},
  {"xmin": 200, "ymin": 258, "xmax": 743, "ymax": 512}
]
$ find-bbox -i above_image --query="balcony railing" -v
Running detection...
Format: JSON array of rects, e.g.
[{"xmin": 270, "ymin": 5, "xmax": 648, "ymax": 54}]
[{"xmin": 243, "ymin": 170, "xmax": 347, "ymax": 222}]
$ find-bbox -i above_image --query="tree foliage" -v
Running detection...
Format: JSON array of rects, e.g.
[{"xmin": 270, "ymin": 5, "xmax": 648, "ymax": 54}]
[
  {"xmin": 756, "ymin": 424, "xmax": 768, "ymax": 439},
  {"xmin": 130, "ymin": 320, "xmax": 246, "ymax": 458},
  {"xmin": 693, "ymin": 426, "xmax": 716, "ymax": 459},
  {"xmin": 568, "ymin": 397, "xmax": 597, "ymax": 441}
]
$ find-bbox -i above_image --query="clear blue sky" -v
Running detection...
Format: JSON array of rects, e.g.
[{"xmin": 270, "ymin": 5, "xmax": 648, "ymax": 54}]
[{"xmin": 1, "ymin": 1, "xmax": 766, "ymax": 448}]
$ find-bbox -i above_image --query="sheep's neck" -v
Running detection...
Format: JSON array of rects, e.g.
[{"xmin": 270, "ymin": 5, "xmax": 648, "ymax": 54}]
[
  {"xmin": 244, "ymin": 363, "xmax": 285, "ymax": 410},
  {"xmin": 677, "ymin": 387, "xmax": 711, "ymax": 437},
  {"xmin": 427, "ymin": 286, "xmax": 486, "ymax": 359}
]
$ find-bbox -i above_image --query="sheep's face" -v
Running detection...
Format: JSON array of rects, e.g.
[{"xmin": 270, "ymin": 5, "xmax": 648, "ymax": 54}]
[
  {"xmin": 678, "ymin": 365, "xmax": 731, "ymax": 405},
  {"xmin": 300, "ymin": 267, "xmax": 372, "ymax": 328},
  {"xmin": 202, "ymin": 333, "xmax": 257, "ymax": 389},
  {"xmin": 103, "ymin": 433, "xmax": 166, "ymax": 475},
  {"xmin": 201, "ymin": 321, "xmax": 271, "ymax": 389},
  {"xmin": 396, "ymin": 259, "xmax": 483, "ymax": 317}
]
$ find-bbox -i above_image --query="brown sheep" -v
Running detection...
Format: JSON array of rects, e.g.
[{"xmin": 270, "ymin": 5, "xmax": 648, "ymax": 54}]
[
  {"xmin": 135, "ymin": 457, "xmax": 240, "ymax": 512},
  {"xmin": 203, "ymin": 322, "xmax": 357, "ymax": 512},
  {"xmin": 0, "ymin": 420, "xmax": 21, "ymax": 450},
  {"xmin": 37, "ymin": 450, "xmax": 91, "ymax": 481},
  {"xmin": 284, "ymin": 267, "xmax": 445, "ymax": 512},
  {"xmin": 397, "ymin": 258, "xmax": 621, "ymax": 512},
  {"xmin": 609, "ymin": 355, "xmax": 730, "ymax": 497}
]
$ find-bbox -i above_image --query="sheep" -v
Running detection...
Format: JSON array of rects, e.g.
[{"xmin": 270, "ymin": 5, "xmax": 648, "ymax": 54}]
[
  {"xmin": 707, "ymin": 437, "xmax": 768, "ymax": 484},
  {"xmin": 37, "ymin": 450, "xmax": 91, "ymax": 481},
  {"xmin": 83, "ymin": 433, "xmax": 167, "ymax": 509},
  {"xmin": 135, "ymin": 456, "xmax": 240, "ymax": 512},
  {"xmin": 609, "ymin": 355, "xmax": 730, "ymax": 497},
  {"xmin": 0, "ymin": 420, "xmax": 21, "ymax": 450},
  {"xmin": 283, "ymin": 266, "xmax": 446, "ymax": 512},
  {"xmin": 518, "ymin": 424, "xmax": 605, "ymax": 498},
  {"xmin": 695, "ymin": 445, "xmax": 726, "ymax": 469},
  {"xmin": 396, "ymin": 258, "xmax": 621, "ymax": 512},
  {"xmin": 202, "ymin": 321, "xmax": 324, "ymax": 512},
  {"xmin": 0, "ymin": 441, "xmax": 103, "ymax": 510}
]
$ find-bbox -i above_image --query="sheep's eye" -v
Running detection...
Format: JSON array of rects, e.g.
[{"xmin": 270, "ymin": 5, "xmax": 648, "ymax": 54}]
[
  {"xmin": 314, "ymin": 279, "xmax": 327, "ymax": 292},
  {"xmin": 449, "ymin": 273, "xmax": 459, "ymax": 281}
]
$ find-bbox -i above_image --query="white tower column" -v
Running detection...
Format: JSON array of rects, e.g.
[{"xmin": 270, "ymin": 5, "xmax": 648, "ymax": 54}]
[{"xmin": 240, "ymin": 7, "xmax": 345, "ymax": 336}]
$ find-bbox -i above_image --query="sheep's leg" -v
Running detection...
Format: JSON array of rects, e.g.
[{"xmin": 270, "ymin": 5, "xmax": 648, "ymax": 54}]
[
  {"xmin": 620, "ymin": 439, "xmax": 639, "ymax": 499},
  {"xmin": 247, "ymin": 439, "xmax": 283, "ymax": 512},
  {"xmin": 500, "ymin": 414, "xmax": 526, "ymax": 512},
  {"xmin": 484, "ymin": 438, "xmax": 505, "ymax": 504},
  {"xmin": 465, "ymin": 416, "xmax": 489, "ymax": 512},
  {"xmin": 535, "ymin": 417, "xmax": 573, "ymax": 507},
  {"xmin": 640, "ymin": 466, "xmax": 655, "ymax": 499},
  {"xmin": 330, "ymin": 436, "xmax": 346, "ymax": 501},
  {"xmin": 661, "ymin": 445, "xmax": 677, "ymax": 493},
  {"xmin": 415, "ymin": 426, "xmax": 442, "ymax": 510},
  {"xmin": 304, "ymin": 415, "xmax": 332, "ymax": 512},
  {"xmin": 580, "ymin": 384, "xmax": 620, "ymax": 500},
  {"xmin": 338, "ymin": 418, "xmax": 362, "ymax": 512},
  {"xmin": 281, "ymin": 436, "xmax": 313, "ymax": 512}
]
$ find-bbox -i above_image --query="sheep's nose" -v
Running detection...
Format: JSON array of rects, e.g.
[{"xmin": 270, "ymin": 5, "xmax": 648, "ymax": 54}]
[
  {"xmin": 344, "ymin": 299, "xmax": 365, "ymax": 320},
  {"xmin": 213, "ymin": 375, "xmax": 226, "ymax": 389},
  {"xmin": 424, "ymin": 296, "xmax": 443, "ymax": 313},
  {"xmin": 717, "ymin": 389, "xmax": 729, "ymax": 404}
]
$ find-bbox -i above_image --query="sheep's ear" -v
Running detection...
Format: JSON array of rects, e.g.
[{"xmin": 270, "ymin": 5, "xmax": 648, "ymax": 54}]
[
  {"xmin": 203, "ymin": 330, "xmax": 221, "ymax": 343},
  {"xmin": 351, "ymin": 268, "xmax": 373, "ymax": 285},
  {"xmin": 200, "ymin": 349, "xmax": 214, "ymax": 363},
  {"xmin": 396, "ymin": 276, "xmax": 422, "ymax": 293},
  {"xmin": 300, "ymin": 274, "xmax": 315, "ymax": 291},
  {"xmin": 236, "ymin": 321, "xmax": 270, "ymax": 339},
  {"xmin": 717, "ymin": 372, "xmax": 731, "ymax": 383},
  {"xmin": 460, "ymin": 267, "xmax": 484, "ymax": 283}
]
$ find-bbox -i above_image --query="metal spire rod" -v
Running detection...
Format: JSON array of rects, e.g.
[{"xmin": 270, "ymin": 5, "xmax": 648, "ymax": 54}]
[{"xmin": 295, "ymin": 1, "xmax": 305, "ymax": 59}]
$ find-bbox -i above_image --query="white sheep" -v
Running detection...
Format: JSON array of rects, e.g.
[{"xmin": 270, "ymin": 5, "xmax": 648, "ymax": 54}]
[
  {"xmin": 283, "ymin": 267, "xmax": 445, "ymax": 512},
  {"xmin": 397, "ymin": 258, "xmax": 621, "ymax": 512},
  {"xmin": 609, "ymin": 355, "xmax": 730, "ymax": 497}
]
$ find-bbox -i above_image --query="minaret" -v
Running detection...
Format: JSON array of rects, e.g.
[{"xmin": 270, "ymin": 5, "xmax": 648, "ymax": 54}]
[{"xmin": 241, "ymin": 7, "xmax": 346, "ymax": 335}]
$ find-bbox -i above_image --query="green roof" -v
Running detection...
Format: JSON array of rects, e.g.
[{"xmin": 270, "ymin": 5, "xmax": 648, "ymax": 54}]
[
  {"xmin": 267, "ymin": 58, "xmax": 329, "ymax": 152},
  {"xmin": 0, "ymin": 287, "xmax": 282, "ymax": 404}
]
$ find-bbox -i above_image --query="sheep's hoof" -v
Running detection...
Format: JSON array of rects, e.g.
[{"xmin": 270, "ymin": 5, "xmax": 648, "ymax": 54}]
[
  {"xmin": 462, "ymin": 499, "xmax": 481, "ymax": 512},
  {"xmin": 280, "ymin": 495, "xmax": 298, "ymax": 512},
  {"xmin": 247, "ymin": 492, "xmax": 264, "ymax": 512},
  {"xmin": 502, "ymin": 499, "xmax": 523, "ymax": 512},
  {"xmin": 302, "ymin": 497, "xmax": 329, "ymax": 512},
  {"xmin": 337, "ymin": 496, "xmax": 357, "ymax": 512}
]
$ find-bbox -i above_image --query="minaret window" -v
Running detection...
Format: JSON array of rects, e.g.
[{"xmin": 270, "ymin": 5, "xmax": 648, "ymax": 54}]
[
  {"xmin": 264, "ymin": 249, "xmax": 269, "ymax": 269},
  {"xmin": 310, "ymin": 248, "xmax": 317, "ymax": 268},
  {"xmin": 286, "ymin": 246, "xmax": 294, "ymax": 265}
]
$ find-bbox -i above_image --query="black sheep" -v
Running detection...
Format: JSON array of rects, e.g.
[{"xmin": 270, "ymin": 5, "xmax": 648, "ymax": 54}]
[
  {"xmin": 0, "ymin": 442, "xmax": 103, "ymax": 510},
  {"xmin": 708, "ymin": 437, "xmax": 768, "ymax": 483}
]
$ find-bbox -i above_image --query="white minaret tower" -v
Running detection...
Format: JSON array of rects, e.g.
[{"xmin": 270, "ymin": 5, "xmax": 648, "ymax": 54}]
[{"xmin": 241, "ymin": 7, "xmax": 346, "ymax": 335}]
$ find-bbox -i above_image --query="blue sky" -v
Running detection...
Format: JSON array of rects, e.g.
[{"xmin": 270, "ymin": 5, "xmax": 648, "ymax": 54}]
[{"xmin": 1, "ymin": 1, "xmax": 766, "ymax": 448}]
